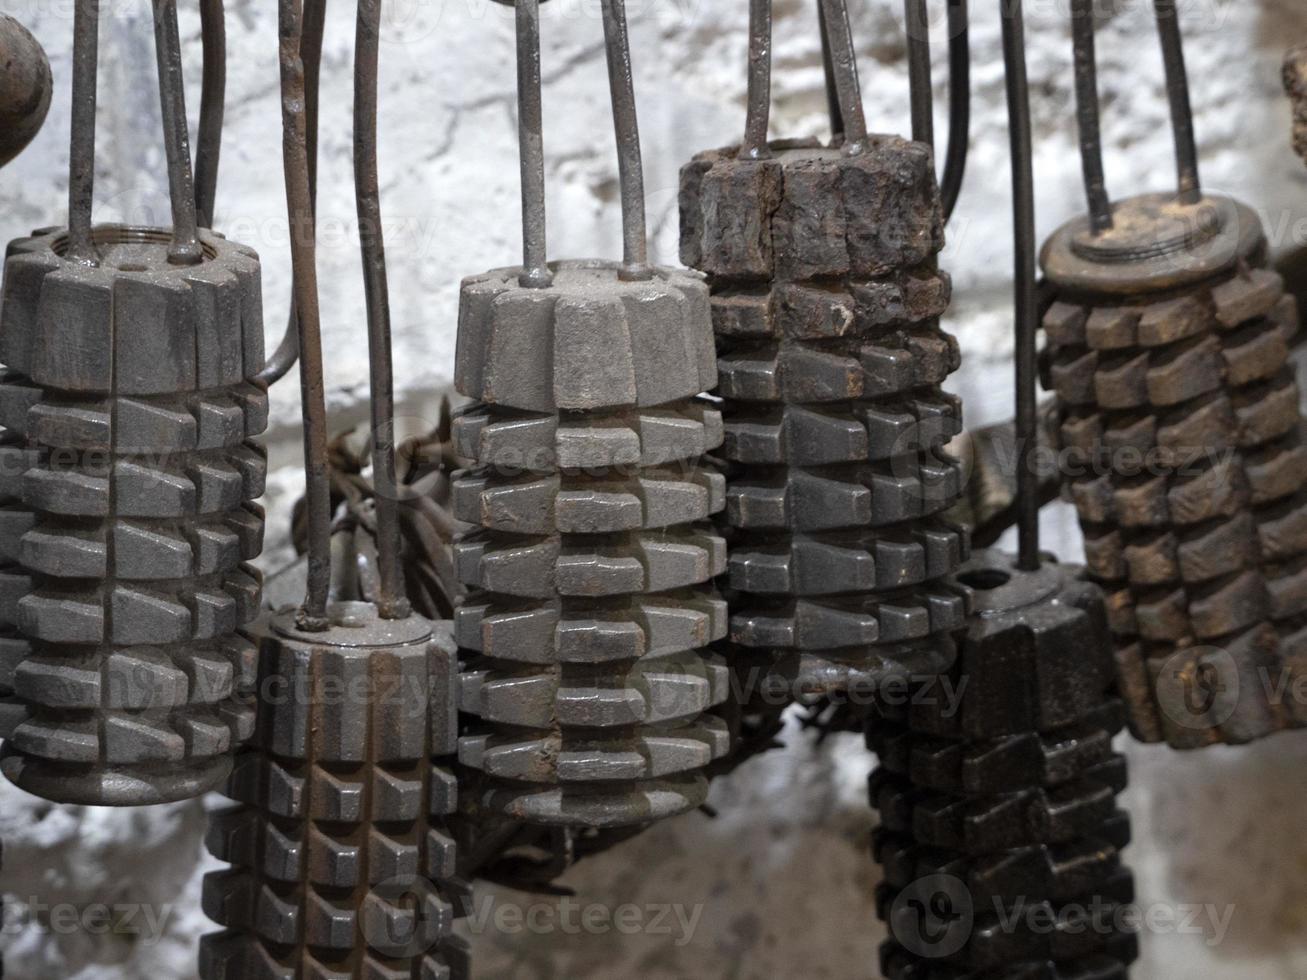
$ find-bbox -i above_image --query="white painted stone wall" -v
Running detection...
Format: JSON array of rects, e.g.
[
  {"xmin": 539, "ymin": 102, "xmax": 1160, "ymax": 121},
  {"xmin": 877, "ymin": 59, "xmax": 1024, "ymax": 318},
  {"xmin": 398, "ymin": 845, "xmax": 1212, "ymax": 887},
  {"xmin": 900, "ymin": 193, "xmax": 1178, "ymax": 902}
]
[{"xmin": 2, "ymin": 0, "xmax": 1307, "ymax": 977}]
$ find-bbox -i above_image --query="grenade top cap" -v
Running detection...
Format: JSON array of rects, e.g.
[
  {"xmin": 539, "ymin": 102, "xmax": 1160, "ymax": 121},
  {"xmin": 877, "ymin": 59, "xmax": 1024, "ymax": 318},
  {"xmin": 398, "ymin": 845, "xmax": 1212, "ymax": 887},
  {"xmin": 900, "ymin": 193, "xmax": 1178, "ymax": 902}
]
[
  {"xmin": 1041, "ymin": 192, "xmax": 1265, "ymax": 297},
  {"xmin": 1, "ymin": 224, "xmax": 265, "ymax": 393},
  {"xmin": 454, "ymin": 259, "xmax": 716, "ymax": 414},
  {"xmin": 270, "ymin": 600, "xmax": 433, "ymax": 648},
  {"xmin": 679, "ymin": 135, "xmax": 944, "ymax": 282}
]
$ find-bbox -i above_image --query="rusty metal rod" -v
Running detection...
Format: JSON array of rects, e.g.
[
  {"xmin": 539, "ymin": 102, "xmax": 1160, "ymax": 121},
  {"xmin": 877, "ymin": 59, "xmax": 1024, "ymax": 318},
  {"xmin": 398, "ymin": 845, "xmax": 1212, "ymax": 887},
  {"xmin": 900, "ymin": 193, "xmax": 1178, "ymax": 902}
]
[
  {"xmin": 354, "ymin": 0, "xmax": 409, "ymax": 620},
  {"xmin": 940, "ymin": 0, "xmax": 969, "ymax": 221},
  {"xmin": 1071, "ymin": 0, "xmax": 1112, "ymax": 233},
  {"xmin": 151, "ymin": 0, "xmax": 203, "ymax": 265},
  {"xmin": 1153, "ymin": 0, "xmax": 1201, "ymax": 204},
  {"xmin": 600, "ymin": 0, "xmax": 652, "ymax": 281},
  {"xmin": 817, "ymin": 0, "xmax": 845, "ymax": 141},
  {"xmin": 259, "ymin": 0, "xmax": 326, "ymax": 386},
  {"xmin": 195, "ymin": 0, "xmax": 225, "ymax": 227},
  {"xmin": 280, "ymin": 0, "xmax": 332, "ymax": 629},
  {"xmin": 818, "ymin": 0, "xmax": 868, "ymax": 153},
  {"xmin": 516, "ymin": 0, "xmax": 551, "ymax": 287},
  {"xmin": 1001, "ymin": 0, "xmax": 1039, "ymax": 571},
  {"xmin": 67, "ymin": 0, "xmax": 100, "ymax": 265},
  {"xmin": 740, "ymin": 0, "xmax": 772, "ymax": 159},
  {"xmin": 904, "ymin": 0, "xmax": 932, "ymax": 148}
]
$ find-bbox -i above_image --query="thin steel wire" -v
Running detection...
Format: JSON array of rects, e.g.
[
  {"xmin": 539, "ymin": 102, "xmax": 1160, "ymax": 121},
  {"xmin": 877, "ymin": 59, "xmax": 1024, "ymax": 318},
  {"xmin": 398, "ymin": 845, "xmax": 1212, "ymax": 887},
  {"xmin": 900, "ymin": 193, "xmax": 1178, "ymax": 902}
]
[
  {"xmin": 818, "ymin": 0, "xmax": 868, "ymax": 152},
  {"xmin": 1071, "ymin": 0, "xmax": 1112, "ymax": 232},
  {"xmin": 195, "ymin": 0, "xmax": 225, "ymax": 228},
  {"xmin": 355, "ymin": 0, "xmax": 409, "ymax": 619},
  {"xmin": 516, "ymin": 0, "xmax": 551, "ymax": 287},
  {"xmin": 279, "ymin": 0, "xmax": 332, "ymax": 628},
  {"xmin": 741, "ymin": 0, "xmax": 773, "ymax": 159},
  {"xmin": 904, "ymin": 0, "xmax": 933, "ymax": 148},
  {"xmin": 67, "ymin": 0, "xmax": 100, "ymax": 265},
  {"xmin": 151, "ymin": 0, "xmax": 202, "ymax": 264},
  {"xmin": 600, "ymin": 0, "xmax": 652, "ymax": 280},
  {"xmin": 940, "ymin": 0, "xmax": 969, "ymax": 222},
  {"xmin": 258, "ymin": 0, "xmax": 326, "ymax": 386},
  {"xmin": 1153, "ymin": 0, "xmax": 1201, "ymax": 203},
  {"xmin": 818, "ymin": 0, "xmax": 846, "ymax": 140},
  {"xmin": 1001, "ymin": 0, "xmax": 1040, "ymax": 570}
]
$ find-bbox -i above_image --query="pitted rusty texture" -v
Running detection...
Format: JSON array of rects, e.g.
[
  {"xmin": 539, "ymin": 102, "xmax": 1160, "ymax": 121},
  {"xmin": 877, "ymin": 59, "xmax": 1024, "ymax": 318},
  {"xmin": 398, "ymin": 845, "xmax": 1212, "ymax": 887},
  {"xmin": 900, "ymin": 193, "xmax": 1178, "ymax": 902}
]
[
  {"xmin": 679, "ymin": 136, "xmax": 970, "ymax": 700},
  {"xmin": 868, "ymin": 551, "xmax": 1137, "ymax": 980},
  {"xmin": 1041, "ymin": 193, "xmax": 1307, "ymax": 748},
  {"xmin": 199, "ymin": 604, "xmax": 470, "ymax": 980},
  {"xmin": 1283, "ymin": 46, "xmax": 1307, "ymax": 167},
  {"xmin": 0, "ymin": 225, "xmax": 267, "ymax": 805},
  {"xmin": 452, "ymin": 259, "xmax": 732, "ymax": 829}
]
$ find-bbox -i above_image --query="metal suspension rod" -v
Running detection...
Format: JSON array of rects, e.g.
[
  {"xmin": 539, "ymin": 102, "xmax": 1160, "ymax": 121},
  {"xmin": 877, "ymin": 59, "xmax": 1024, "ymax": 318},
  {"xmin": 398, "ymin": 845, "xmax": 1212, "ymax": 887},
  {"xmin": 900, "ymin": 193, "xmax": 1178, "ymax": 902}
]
[
  {"xmin": 1001, "ymin": 0, "xmax": 1039, "ymax": 571},
  {"xmin": 940, "ymin": 0, "xmax": 969, "ymax": 222},
  {"xmin": 516, "ymin": 0, "xmax": 551, "ymax": 287},
  {"xmin": 195, "ymin": 0, "xmax": 225, "ymax": 227},
  {"xmin": 904, "ymin": 0, "xmax": 932, "ymax": 148},
  {"xmin": 600, "ymin": 0, "xmax": 652, "ymax": 280},
  {"xmin": 1153, "ymin": 0, "xmax": 1201, "ymax": 203},
  {"xmin": 355, "ymin": 0, "xmax": 409, "ymax": 619},
  {"xmin": 67, "ymin": 0, "xmax": 100, "ymax": 265},
  {"xmin": 817, "ymin": 0, "xmax": 846, "ymax": 141},
  {"xmin": 280, "ymin": 0, "xmax": 332, "ymax": 629},
  {"xmin": 258, "ymin": 0, "xmax": 326, "ymax": 386},
  {"xmin": 151, "ymin": 0, "xmax": 202, "ymax": 265},
  {"xmin": 818, "ymin": 0, "xmax": 868, "ymax": 152},
  {"xmin": 1071, "ymin": 0, "xmax": 1112, "ymax": 232},
  {"xmin": 740, "ymin": 0, "xmax": 773, "ymax": 159}
]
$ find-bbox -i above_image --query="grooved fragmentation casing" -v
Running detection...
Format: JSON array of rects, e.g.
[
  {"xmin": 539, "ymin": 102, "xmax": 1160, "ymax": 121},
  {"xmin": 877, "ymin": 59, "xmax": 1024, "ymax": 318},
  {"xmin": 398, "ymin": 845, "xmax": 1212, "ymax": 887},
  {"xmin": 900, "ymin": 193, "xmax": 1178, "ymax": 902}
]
[
  {"xmin": 452, "ymin": 259, "xmax": 732, "ymax": 829},
  {"xmin": 199, "ymin": 603, "xmax": 470, "ymax": 980},
  {"xmin": 1041, "ymin": 193, "xmax": 1307, "ymax": 748},
  {"xmin": 679, "ymin": 137, "xmax": 969, "ymax": 698},
  {"xmin": 868, "ymin": 551, "xmax": 1137, "ymax": 980},
  {"xmin": 0, "ymin": 225, "xmax": 268, "ymax": 804}
]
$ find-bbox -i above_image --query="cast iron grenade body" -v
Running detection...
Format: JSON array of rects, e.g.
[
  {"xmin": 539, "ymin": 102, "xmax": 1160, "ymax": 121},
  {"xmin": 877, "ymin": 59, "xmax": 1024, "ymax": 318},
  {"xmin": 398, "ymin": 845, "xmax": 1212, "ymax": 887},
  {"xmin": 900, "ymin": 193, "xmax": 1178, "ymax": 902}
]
[
  {"xmin": 870, "ymin": 553, "xmax": 1138, "ymax": 980},
  {"xmin": 1040, "ymin": 0, "xmax": 1307, "ymax": 748},
  {"xmin": 1042, "ymin": 195, "xmax": 1307, "ymax": 748},
  {"xmin": 450, "ymin": 0, "xmax": 731, "ymax": 830},
  {"xmin": 452, "ymin": 262, "xmax": 731, "ymax": 828},
  {"xmin": 869, "ymin": 9, "xmax": 1136, "ymax": 976},
  {"xmin": 678, "ymin": 1, "xmax": 970, "ymax": 705},
  {"xmin": 200, "ymin": 604, "xmax": 470, "ymax": 980},
  {"xmin": 0, "ymin": 225, "xmax": 267, "ymax": 804},
  {"xmin": 200, "ymin": 1, "xmax": 472, "ymax": 974},
  {"xmin": 0, "ymin": 0, "xmax": 267, "ymax": 806}
]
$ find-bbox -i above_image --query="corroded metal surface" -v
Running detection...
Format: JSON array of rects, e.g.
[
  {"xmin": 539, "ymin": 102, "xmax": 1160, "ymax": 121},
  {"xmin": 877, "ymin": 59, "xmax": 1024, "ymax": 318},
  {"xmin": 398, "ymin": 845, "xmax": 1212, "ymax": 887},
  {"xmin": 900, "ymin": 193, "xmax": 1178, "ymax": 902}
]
[
  {"xmin": 1286, "ymin": 45, "xmax": 1307, "ymax": 167},
  {"xmin": 453, "ymin": 261, "xmax": 730, "ymax": 828},
  {"xmin": 0, "ymin": 15, "xmax": 52, "ymax": 169},
  {"xmin": 1042, "ymin": 201, "xmax": 1307, "ymax": 748},
  {"xmin": 869, "ymin": 551, "xmax": 1137, "ymax": 979},
  {"xmin": 200, "ymin": 604, "xmax": 470, "ymax": 979},
  {"xmin": 680, "ymin": 136, "xmax": 969, "ymax": 700},
  {"xmin": 0, "ymin": 224, "xmax": 267, "ymax": 805}
]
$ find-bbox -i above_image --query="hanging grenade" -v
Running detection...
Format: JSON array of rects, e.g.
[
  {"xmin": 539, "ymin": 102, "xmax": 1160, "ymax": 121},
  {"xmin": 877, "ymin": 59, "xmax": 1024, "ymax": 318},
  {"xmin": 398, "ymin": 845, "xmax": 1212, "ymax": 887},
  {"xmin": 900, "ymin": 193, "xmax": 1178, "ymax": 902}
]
[
  {"xmin": 452, "ymin": 0, "xmax": 730, "ymax": 830},
  {"xmin": 1043, "ymin": 3, "xmax": 1307, "ymax": 749},
  {"xmin": 0, "ymin": 225, "xmax": 267, "ymax": 804},
  {"xmin": 1042, "ymin": 193, "xmax": 1307, "ymax": 748},
  {"xmin": 452, "ymin": 261, "xmax": 731, "ymax": 828},
  {"xmin": 199, "ymin": 604, "xmax": 470, "ymax": 980},
  {"xmin": 678, "ymin": 2, "xmax": 969, "ymax": 702},
  {"xmin": 869, "ymin": 551, "xmax": 1138, "ymax": 979}
]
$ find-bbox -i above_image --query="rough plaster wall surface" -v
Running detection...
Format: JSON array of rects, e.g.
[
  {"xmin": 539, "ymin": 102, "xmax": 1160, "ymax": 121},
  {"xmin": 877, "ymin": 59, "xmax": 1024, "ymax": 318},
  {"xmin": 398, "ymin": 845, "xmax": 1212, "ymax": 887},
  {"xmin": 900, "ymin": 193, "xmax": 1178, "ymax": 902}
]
[{"xmin": 2, "ymin": 0, "xmax": 1307, "ymax": 977}]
